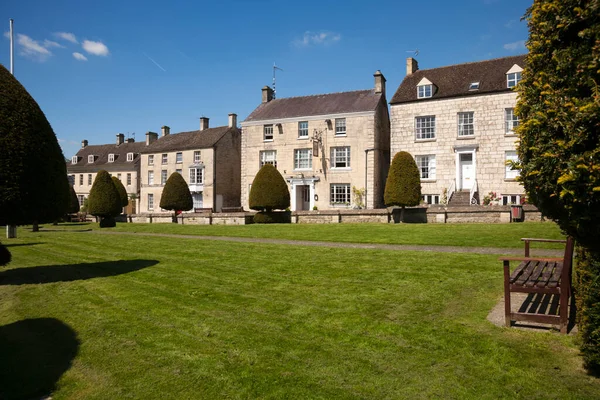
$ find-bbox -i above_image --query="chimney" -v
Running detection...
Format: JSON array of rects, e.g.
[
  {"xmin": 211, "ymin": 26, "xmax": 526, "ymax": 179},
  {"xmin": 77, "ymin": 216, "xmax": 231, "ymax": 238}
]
[
  {"xmin": 228, "ymin": 113, "xmax": 237, "ymax": 128},
  {"xmin": 374, "ymin": 70, "xmax": 386, "ymax": 96},
  {"xmin": 262, "ymin": 86, "xmax": 274, "ymax": 103},
  {"xmin": 145, "ymin": 131, "xmax": 158, "ymax": 146},
  {"xmin": 126, "ymin": 138, "xmax": 135, "ymax": 143},
  {"xmin": 200, "ymin": 117, "xmax": 209, "ymax": 131},
  {"xmin": 161, "ymin": 125, "xmax": 170, "ymax": 137},
  {"xmin": 116, "ymin": 133, "xmax": 125, "ymax": 146},
  {"xmin": 406, "ymin": 57, "xmax": 419, "ymax": 76},
  {"xmin": 81, "ymin": 140, "xmax": 88, "ymax": 148}
]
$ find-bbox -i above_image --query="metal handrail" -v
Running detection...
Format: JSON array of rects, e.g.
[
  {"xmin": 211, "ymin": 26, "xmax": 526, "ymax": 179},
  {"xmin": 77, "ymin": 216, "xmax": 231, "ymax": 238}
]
[
  {"xmin": 447, "ymin": 180, "xmax": 455, "ymax": 205},
  {"xmin": 469, "ymin": 179, "xmax": 478, "ymax": 205}
]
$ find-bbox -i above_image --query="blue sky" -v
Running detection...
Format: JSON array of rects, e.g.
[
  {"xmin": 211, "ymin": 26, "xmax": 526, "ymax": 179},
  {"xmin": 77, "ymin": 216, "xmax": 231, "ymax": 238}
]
[{"xmin": 1, "ymin": 0, "xmax": 530, "ymax": 158}]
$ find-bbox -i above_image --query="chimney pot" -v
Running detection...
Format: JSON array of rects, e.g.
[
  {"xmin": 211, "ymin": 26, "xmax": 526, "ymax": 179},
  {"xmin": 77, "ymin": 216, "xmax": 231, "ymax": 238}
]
[
  {"xmin": 145, "ymin": 131, "xmax": 158, "ymax": 146},
  {"xmin": 161, "ymin": 125, "xmax": 170, "ymax": 137},
  {"xmin": 116, "ymin": 133, "xmax": 125, "ymax": 146},
  {"xmin": 406, "ymin": 57, "xmax": 419, "ymax": 76},
  {"xmin": 81, "ymin": 140, "xmax": 88, "ymax": 148},
  {"xmin": 374, "ymin": 70, "xmax": 386, "ymax": 96},
  {"xmin": 126, "ymin": 138, "xmax": 135, "ymax": 143},
  {"xmin": 228, "ymin": 113, "xmax": 237, "ymax": 128},
  {"xmin": 262, "ymin": 86, "xmax": 274, "ymax": 103},
  {"xmin": 200, "ymin": 117, "xmax": 209, "ymax": 131}
]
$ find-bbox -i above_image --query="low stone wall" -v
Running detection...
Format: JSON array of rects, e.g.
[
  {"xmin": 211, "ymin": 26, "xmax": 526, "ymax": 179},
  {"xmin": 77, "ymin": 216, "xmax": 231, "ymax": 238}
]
[
  {"xmin": 128, "ymin": 212, "xmax": 253, "ymax": 225},
  {"xmin": 426, "ymin": 204, "xmax": 543, "ymax": 224},
  {"xmin": 291, "ymin": 209, "xmax": 391, "ymax": 224}
]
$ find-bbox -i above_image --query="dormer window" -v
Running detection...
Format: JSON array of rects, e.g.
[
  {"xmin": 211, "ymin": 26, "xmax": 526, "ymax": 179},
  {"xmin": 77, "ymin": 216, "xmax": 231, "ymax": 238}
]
[
  {"xmin": 127, "ymin": 152, "xmax": 134, "ymax": 162},
  {"xmin": 506, "ymin": 64, "xmax": 523, "ymax": 88},
  {"xmin": 71, "ymin": 156, "xmax": 78, "ymax": 164},
  {"xmin": 418, "ymin": 84, "xmax": 432, "ymax": 98},
  {"xmin": 108, "ymin": 153, "xmax": 115, "ymax": 163},
  {"xmin": 88, "ymin": 155, "xmax": 94, "ymax": 163},
  {"xmin": 469, "ymin": 82, "xmax": 480, "ymax": 91}
]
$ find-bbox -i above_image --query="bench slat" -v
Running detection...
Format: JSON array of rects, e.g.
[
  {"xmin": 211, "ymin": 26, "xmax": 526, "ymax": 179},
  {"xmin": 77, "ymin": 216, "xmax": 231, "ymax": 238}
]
[
  {"xmin": 515, "ymin": 261, "xmax": 538, "ymax": 286},
  {"xmin": 536, "ymin": 261, "xmax": 555, "ymax": 288},
  {"xmin": 509, "ymin": 261, "xmax": 529, "ymax": 283},
  {"xmin": 548, "ymin": 262, "xmax": 563, "ymax": 288},
  {"xmin": 525, "ymin": 261, "xmax": 547, "ymax": 287}
]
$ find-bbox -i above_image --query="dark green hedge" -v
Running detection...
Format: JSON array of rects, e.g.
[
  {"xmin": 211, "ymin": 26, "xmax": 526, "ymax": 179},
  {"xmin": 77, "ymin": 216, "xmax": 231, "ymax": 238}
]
[
  {"xmin": 0, "ymin": 65, "xmax": 69, "ymax": 225},
  {"xmin": 575, "ymin": 247, "xmax": 600, "ymax": 374},
  {"xmin": 112, "ymin": 176, "xmax": 129, "ymax": 208},
  {"xmin": 88, "ymin": 170, "xmax": 122, "ymax": 219},
  {"xmin": 249, "ymin": 164, "xmax": 290, "ymax": 212},
  {"xmin": 68, "ymin": 186, "xmax": 80, "ymax": 214},
  {"xmin": 0, "ymin": 242, "xmax": 11, "ymax": 267},
  {"xmin": 253, "ymin": 211, "xmax": 291, "ymax": 224},
  {"xmin": 384, "ymin": 151, "xmax": 421, "ymax": 207},
  {"xmin": 160, "ymin": 173, "xmax": 193, "ymax": 212},
  {"xmin": 99, "ymin": 216, "xmax": 116, "ymax": 228}
]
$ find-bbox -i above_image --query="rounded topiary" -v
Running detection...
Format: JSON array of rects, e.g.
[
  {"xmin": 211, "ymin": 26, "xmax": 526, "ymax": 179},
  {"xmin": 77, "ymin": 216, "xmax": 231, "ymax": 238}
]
[
  {"xmin": 111, "ymin": 176, "xmax": 129, "ymax": 208},
  {"xmin": 0, "ymin": 242, "xmax": 11, "ymax": 267},
  {"xmin": 68, "ymin": 186, "xmax": 80, "ymax": 214},
  {"xmin": 99, "ymin": 216, "xmax": 116, "ymax": 228},
  {"xmin": 88, "ymin": 170, "xmax": 122, "ymax": 226},
  {"xmin": 384, "ymin": 151, "xmax": 421, "ymax": 209},
  {"xmin": 0, "ymin": 64, "xmax": 70, "ymax": 226},
  {"xmin": 249, "ymin": 164, "xmax": 290, "ymax": 212},
  {"xmin": 253, "ymin": 211, "xmax": 291, "ymax": 224},
  {"xmin": 160, "ymin": 173, "xmax": 193, "ymax": 212}
]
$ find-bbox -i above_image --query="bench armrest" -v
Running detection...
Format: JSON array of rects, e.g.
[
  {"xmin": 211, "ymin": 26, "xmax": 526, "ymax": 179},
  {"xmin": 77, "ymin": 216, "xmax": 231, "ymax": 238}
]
[
  {"xmin": 521, "ymin": 238, "xmax": 567, "ymax": 243},
  {"xmin": 499, "ymin": 256, "xmax": 563, "ymax": 262}
]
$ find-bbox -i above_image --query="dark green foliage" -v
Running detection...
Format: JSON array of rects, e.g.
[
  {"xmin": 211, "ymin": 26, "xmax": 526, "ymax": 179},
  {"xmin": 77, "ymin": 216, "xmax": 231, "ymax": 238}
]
[
  {"xmin": 68, "ymin": 186, "xmax": 80, "ymax": 214},
  {"xmin": 87, "ymin": 170, "xmax": 122, "ymax": 222},
  {"xmin": 111, "ymin": 176, "xmax": 129, "ymax": 208},
  {"xmin": 0, "ymin": 242, "xmax": 10, "ymax": 266},
  {"xmin": 0, "ymin": 64, "xmax": 70, "ymax": 225},
  {"xmin": 253, "ymin": 211, "xmax": 291, "ymax": 224},
  {"xmin": 249, "ymin": 164, "xmax": 290, "ymax": 212},
  {"xmin": 384, "ymin": 151, "xmax": 421, "ymax": 207},
  {"xmin": 517, "ymin": 1, "xmax": 600, "ymax": 372},
  {"xmin": 160, "ymin": 173, "xmax": 193, "ymax": 212},
  {"xmin": 99, "ymin": 216, "xmax": 116, "ymax": 228}
]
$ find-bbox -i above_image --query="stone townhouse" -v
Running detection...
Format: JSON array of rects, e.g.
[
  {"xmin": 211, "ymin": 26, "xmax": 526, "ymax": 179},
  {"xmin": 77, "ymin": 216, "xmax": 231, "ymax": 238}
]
[
  {"xmin": 389, "ymin": 54, "xmax": 526, "ymax": 206},
  {"xmin": 139, "ymin": 114, "xmax": 241, "ymax": 213},
  {"xmin": 240, "ymin": 71, "xmax": 390, "ymax": 211},
  {"xmin": 67, "ymin": 134, "xmax": 145, "ymax": 214}
]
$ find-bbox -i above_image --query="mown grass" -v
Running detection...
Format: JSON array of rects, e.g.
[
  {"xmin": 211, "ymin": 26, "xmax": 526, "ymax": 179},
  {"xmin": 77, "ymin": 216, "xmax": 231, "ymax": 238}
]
[
  {"xmin": 78, "ymin": 220, "xmax": 566, "ymax": 249},
  {"xmin": 1, "ymin": 225, "xmax": 596, "ymax": 399}
]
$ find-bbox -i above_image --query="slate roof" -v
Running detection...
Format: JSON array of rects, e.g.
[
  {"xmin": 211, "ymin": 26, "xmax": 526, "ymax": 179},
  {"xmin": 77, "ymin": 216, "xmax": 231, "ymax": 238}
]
[
  {"xmin": 244, "ymin": 90, "xmax": 383, "ymax": 122},
  {"xmin": 390, "ymin": 55, "xmax": 527, "ymax": 105},
  {"xmin": 140, "ymin": 126, "xmax": 238, "ymax": 154},
  {"xmin": 67, "ymin": 140, "xmax": 146, "ymax": 173}
]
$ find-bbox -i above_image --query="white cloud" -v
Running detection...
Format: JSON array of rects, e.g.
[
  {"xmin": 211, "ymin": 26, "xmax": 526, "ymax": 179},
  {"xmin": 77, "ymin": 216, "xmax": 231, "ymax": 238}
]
[
  {"xmin": 82, "ymin": 40, "xmax": 109, "ymax": 56},
  {"xmin": 44, "ymin": 39, "xmax": 64, "ymax": 48},
  {"xmin": 54, "ymin": 32, "xmax": 78, "ymax": 44},
  {"xmin": 293, "ymin": 31, "xmax": 341, "ymax": 48},
  {"xmin": 16, "ymin": 34, "xmax": 52, "ymax": 61},
  {"xmin": 73, "ymin": 52, "xmax": 88, "ymax": 61},
  {"xmin": 503, "ymin": 40, "xmax": 526, "ymax": 51},
  {"xmin": 3, "ymin": 31, "xmax": 9, "ymax": 39}
]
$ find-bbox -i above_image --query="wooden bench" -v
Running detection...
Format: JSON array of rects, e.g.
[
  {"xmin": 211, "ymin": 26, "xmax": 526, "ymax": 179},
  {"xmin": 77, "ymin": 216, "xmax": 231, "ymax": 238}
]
[
  {"xmin": 499, "ymin": 237, "xmax": 574, "ymax": 333},
  {"xmin": 221, "ymin": 207, "xmax": 244, "ymax": 213}
]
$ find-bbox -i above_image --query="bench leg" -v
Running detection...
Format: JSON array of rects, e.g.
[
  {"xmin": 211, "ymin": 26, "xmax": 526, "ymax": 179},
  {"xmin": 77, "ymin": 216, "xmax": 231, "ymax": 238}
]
[
  {"xmin": 559, "ymin": 287, "xmax": 569, "ymax": 334},
  {"xmin": 504, "ymin": 261, "xmax": 511, "ymax": 328}
]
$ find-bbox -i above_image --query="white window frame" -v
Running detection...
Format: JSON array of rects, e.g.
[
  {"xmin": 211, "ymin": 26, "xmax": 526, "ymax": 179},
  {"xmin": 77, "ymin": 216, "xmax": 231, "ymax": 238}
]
[
  {"xmin": 148, "ymin": 155, "xmax": 154, "ymax": 165},
  {"xmin": 194, "ymin": 151, "xmax": 201, "ymax": 163},
  {"xmin": 263, "ymin": 125, "xmax": 274, "ymax": 141},
  {"xmin": 88, "ymin": 174, "xmax": 92, "ymax": 185},
  {"xmin": 126, "ymin": 173, "xmax": 131, "ymax": 186},
  {"xmin": 189, "ymin": 168, "xmax": 204, "ymax": 184},
  {"xmin": 330, "ymin": 184, "xmax": 351, "ymax": 205},
  {"xmin": 117, "ymin": 173, "xmax": 121, "ymax": 180},
  {"xmin": 298, "ymin": 121, "xmax": 309, "ymax": 139},
  {"xmin": 507, "ymin": 72, "xmax": 522, "ymax": 88},
  {"xmin": 161, "ymin": 153, "xmax": 168, "ymax": 164},
  {"xmin": 294, "ymin": 148, "xmax": 312, "ymax": 170},
  {"xmin": 422, "ymin": 194, "xmax": 440, "ymax": 205},
  {"xmin": 505, "ymin": 151, "xmax": 519, "ymax": 179},
  {"xmin": 77, "ymin": 195, "xmax": 85, "ymax": 208},
  {"xmin": 415, "ymin": 155, "xmax": 436, "ymax": 180},
  {"xmin": 502, "ymin": 194, "xmax": 523, "ymax": 205},
  {"xmin": 331, "ymin": 146, "xmax": 351, "ymax": 169},
  {"xmin": 259, "ymin": 150, "xmax": 277, "ymax": 168},
  {"xmin": 79, "ymin": 174, "xmax": 83, "ymax": 185},
  {"xmin": 469, "ymin": 82, "xmax": 480, "ymax": 91},
  {"xmin": 148, "ymin": 170, "xmax": 154, "ymax": 185},
  {"xmin": 127, "ymin": 152, "xmax": 134, "ymax": 162},
  {"xmin": 161, "ymin": 170, "xmax": 168, "ymax": 185},
  {"xmin": 176, "ymin": 169, "xmax": 182, "ymax": 175},
  {"xmin": 88, "ymin": 155, "xmax": 94, "ymax": 163},
  {"xmin": 457, "ymin": 112, "xmax": 474, "ymax": 137},
  {"xmin": 176, "ymin": 152, "xmax": 183, "ymax": 163},
  {"xmin": 335, "ymin": 118, "xmax": 346, "ymax": 136},
  {"xmin": 192, "ymin": 192, "xmax": 203, "ymax": 209},
  {"xmin": 71, "ymin": 156, "xmax": 78, "ymax": 164},
  {"xmin": 505, "ymin": 108, "xmax": 520, "ymax": 135},
  {"xmin": 148, "ymin": 194, "xmax": 154, "ymax": 211},
  {"xmin": 108, "ymin": 153, "xmax": 115, "ymax": 163},
  {"xmin": 415, "ymin": 116, "xmax": 436, "ymax": 140},
  {"xmin": 417, "ymin": 84, "xmax": 433, "ymax": 98}
]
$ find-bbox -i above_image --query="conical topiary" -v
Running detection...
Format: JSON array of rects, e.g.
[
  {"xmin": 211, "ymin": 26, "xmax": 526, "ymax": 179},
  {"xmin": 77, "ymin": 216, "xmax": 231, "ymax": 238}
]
[
  {"xmin": 88, "ymin": 170, "xmax": 122, "ymax": 227},
  {"xmin": 112, "ymin": 176, "xmax": 129, "ymax": 208},
  {"xmin": 249, "ymin": 164, "xmax": 290, "ymax": 212},
  {"xmin": 0, "ymin": 64, "xmax": 70, "ymax": 227},
  {"xmin": 0, "ymin": 242, "xmax": 11, "ymax": 267},
  {"xmin": 160, "ymin": 172, "xmax": 193, "ymax": 212},
  {"xmin": 384, "ymin": 151, "xmax": 421, "ymax": 221},
  {"xmin": 68, "ymin": 186, "xmax": 80, "ymax": 214}
]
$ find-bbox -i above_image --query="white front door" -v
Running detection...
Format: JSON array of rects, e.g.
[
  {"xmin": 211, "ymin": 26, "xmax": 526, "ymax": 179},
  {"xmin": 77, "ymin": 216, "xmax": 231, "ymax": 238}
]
[
  {"xmin": 460, "ymin": 153, "xmax": 474, "ymax": 190},
  {"xmin": 295, "ymin": 185, "xmax": 310, "ymax": 211}
]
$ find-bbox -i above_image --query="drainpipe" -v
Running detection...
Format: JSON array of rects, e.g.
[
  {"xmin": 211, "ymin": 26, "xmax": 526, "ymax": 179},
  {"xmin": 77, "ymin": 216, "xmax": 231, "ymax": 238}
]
[{"xmin": 364, "ymin": 148, "xmax": 375, "ymax": 209}]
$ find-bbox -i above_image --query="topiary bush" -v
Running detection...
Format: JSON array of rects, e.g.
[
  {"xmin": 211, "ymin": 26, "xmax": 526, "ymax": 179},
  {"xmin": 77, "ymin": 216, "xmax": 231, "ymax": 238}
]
[
  {"xmin": 68, "ymin": 186, "xmax": 80, "ymax": 214},
  {"xmin": 111, "ymin": 176, "xmax": 129, "ymax": 209},
  {"xmin": 160, "ymin": 173, "xmax": 193, "ymax": 216},
  {"xmin": 249, "ymin": 164, "xmax": 290, "ymax": 213},
  {"xmin": 253, "ymin": 211, "xmax": 291, "ymax": 224},
  {"xmin": 0, "ymin": 242, "xmax": 11, "ymax": 267},
  {"xmin": 87, "ymin": 170, "xmax": 122, "ymax": 227},
  {"xmin": 384, "ymin": 151, "xmax": 421, "ymax": 222},
  {"xmin": 516, "ymin": 0, "xmax": 600, "ymax": 372}
]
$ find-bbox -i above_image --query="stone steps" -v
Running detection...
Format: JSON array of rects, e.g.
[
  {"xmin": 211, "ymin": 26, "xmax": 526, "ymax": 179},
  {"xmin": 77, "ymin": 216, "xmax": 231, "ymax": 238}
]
[{"xmin": 448, "ymin": 190, "xmax": 473, "ymax": 206}]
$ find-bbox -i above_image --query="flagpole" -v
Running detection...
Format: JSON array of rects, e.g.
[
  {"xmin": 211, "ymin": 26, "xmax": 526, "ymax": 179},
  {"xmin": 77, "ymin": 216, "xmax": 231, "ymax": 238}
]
[{"xmin": 9, "ymin": 19, "xmax": 14, "ymax": 75}]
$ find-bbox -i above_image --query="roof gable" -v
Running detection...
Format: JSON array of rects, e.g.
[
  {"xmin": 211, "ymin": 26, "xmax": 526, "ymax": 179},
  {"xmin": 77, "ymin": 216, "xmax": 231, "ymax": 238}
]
[
  {"xmin": 506, "ymin": 63, "xmax": 523, "ymax": 74},
  {"xmin": 417, "ymin": 77, "xmax": 433, "ymax": 86},
  {"xmin": 140, "ymin": 126, "xmax": 238, "ymax": 154}
]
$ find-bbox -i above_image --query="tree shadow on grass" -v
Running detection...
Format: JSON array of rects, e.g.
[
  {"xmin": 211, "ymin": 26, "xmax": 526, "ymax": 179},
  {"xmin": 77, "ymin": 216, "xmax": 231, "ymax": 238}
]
[
  {"xmin": 4, "ymin": 242, "xmax": 44, "ymax": 248},
  {"xmin": 0, "ymin": 259, "xmax": 158, "ymax": 286},
  {"xmin": 0, "ymin": 318, "xmax": 79, "ymax": 400}
]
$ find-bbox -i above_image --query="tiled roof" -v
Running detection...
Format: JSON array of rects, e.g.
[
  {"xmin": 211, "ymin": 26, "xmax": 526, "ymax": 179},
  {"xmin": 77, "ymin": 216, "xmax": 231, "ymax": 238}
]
[
  {"xmin": 390, "ymin": 54, "xmax": 527, "ymax": 105},
  {"xmin": 67, "ymin": 140, "xmax": 146, "ymax": 173},
  {"xmin": 244, "ymin": 90, "xmax": 383, "ymax": 122},
  {"xmin": 140, "ymin": 126, "xmax": 237, "ymax": 154}
]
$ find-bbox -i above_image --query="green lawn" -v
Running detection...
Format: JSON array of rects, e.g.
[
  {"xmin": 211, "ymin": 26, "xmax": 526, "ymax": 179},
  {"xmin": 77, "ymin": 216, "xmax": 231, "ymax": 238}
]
[
  {"xmin": 95, "ymin": 220, "xmax": 567, "ymax": 249},
  {"xmin": 1, "ymin": 224, "xmax": 596, "ymax": 399}
]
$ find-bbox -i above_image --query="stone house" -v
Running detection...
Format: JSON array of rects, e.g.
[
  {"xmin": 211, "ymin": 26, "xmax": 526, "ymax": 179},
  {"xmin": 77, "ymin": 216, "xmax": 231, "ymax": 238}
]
[
  {"xmin": 240, "ymin": 71, "xmax": 390, "ymax": 211},
  {"xmin": 67, "ymin": 134, "xmax": 145, "ymax": 214},
  {"xmin": 138, "ymin": 114, "xmax": 241, "ymax": 213},
  {"xmin": 390, "ymin": 55, "xmax": 526, "ymax": 206}
]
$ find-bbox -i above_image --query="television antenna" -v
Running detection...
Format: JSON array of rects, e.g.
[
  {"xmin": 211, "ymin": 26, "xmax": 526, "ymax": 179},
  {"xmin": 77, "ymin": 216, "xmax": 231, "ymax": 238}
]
[
  {"xmin": 406, "ymin": 49, "xmax": 419, "ymax": 57},
  {"xmin": 273, "ymin": 62, "xmax": 283, "ymax": 99}
]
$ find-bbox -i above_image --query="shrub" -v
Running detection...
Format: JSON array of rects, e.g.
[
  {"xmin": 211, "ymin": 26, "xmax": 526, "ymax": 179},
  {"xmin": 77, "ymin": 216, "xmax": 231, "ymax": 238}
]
[
  {"xmin": 253, "ymin": 211, "xmax": 291, "ymax": 224},
  {"xmin": 249, "ymin": 164, "xmax": 290, "ymax": 212},
  {"xmin": 0, "ymin": 64, "xmax": 70, "ymax": 226},
  {"xmin": 68, "ymin": 186, "xmax": 80, "ymax": 214},
  {"xmin": 160, "ymin": 173, "xmax": 193, "ymax": 213},
  {"xmin": 384, "ymin": 151, "xmax": 421, "ymax": 221},
  {"xmin": 111, "ymin": 176, "xmax": 129, "ymax": 208},
  {"xmin": 99, "ymin": 216, "xmax": 116, "ymax": 228},
  {"xmin": 88, "ymin": 170, "xmax": 122, "ymax": 226},
  {"xmin": 0, "ymin": 242, "xmax": 11, "ymax": 267},
  {"xmin": 517, "ymin": 0, "xmax": 600, "ymax": 372}
]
